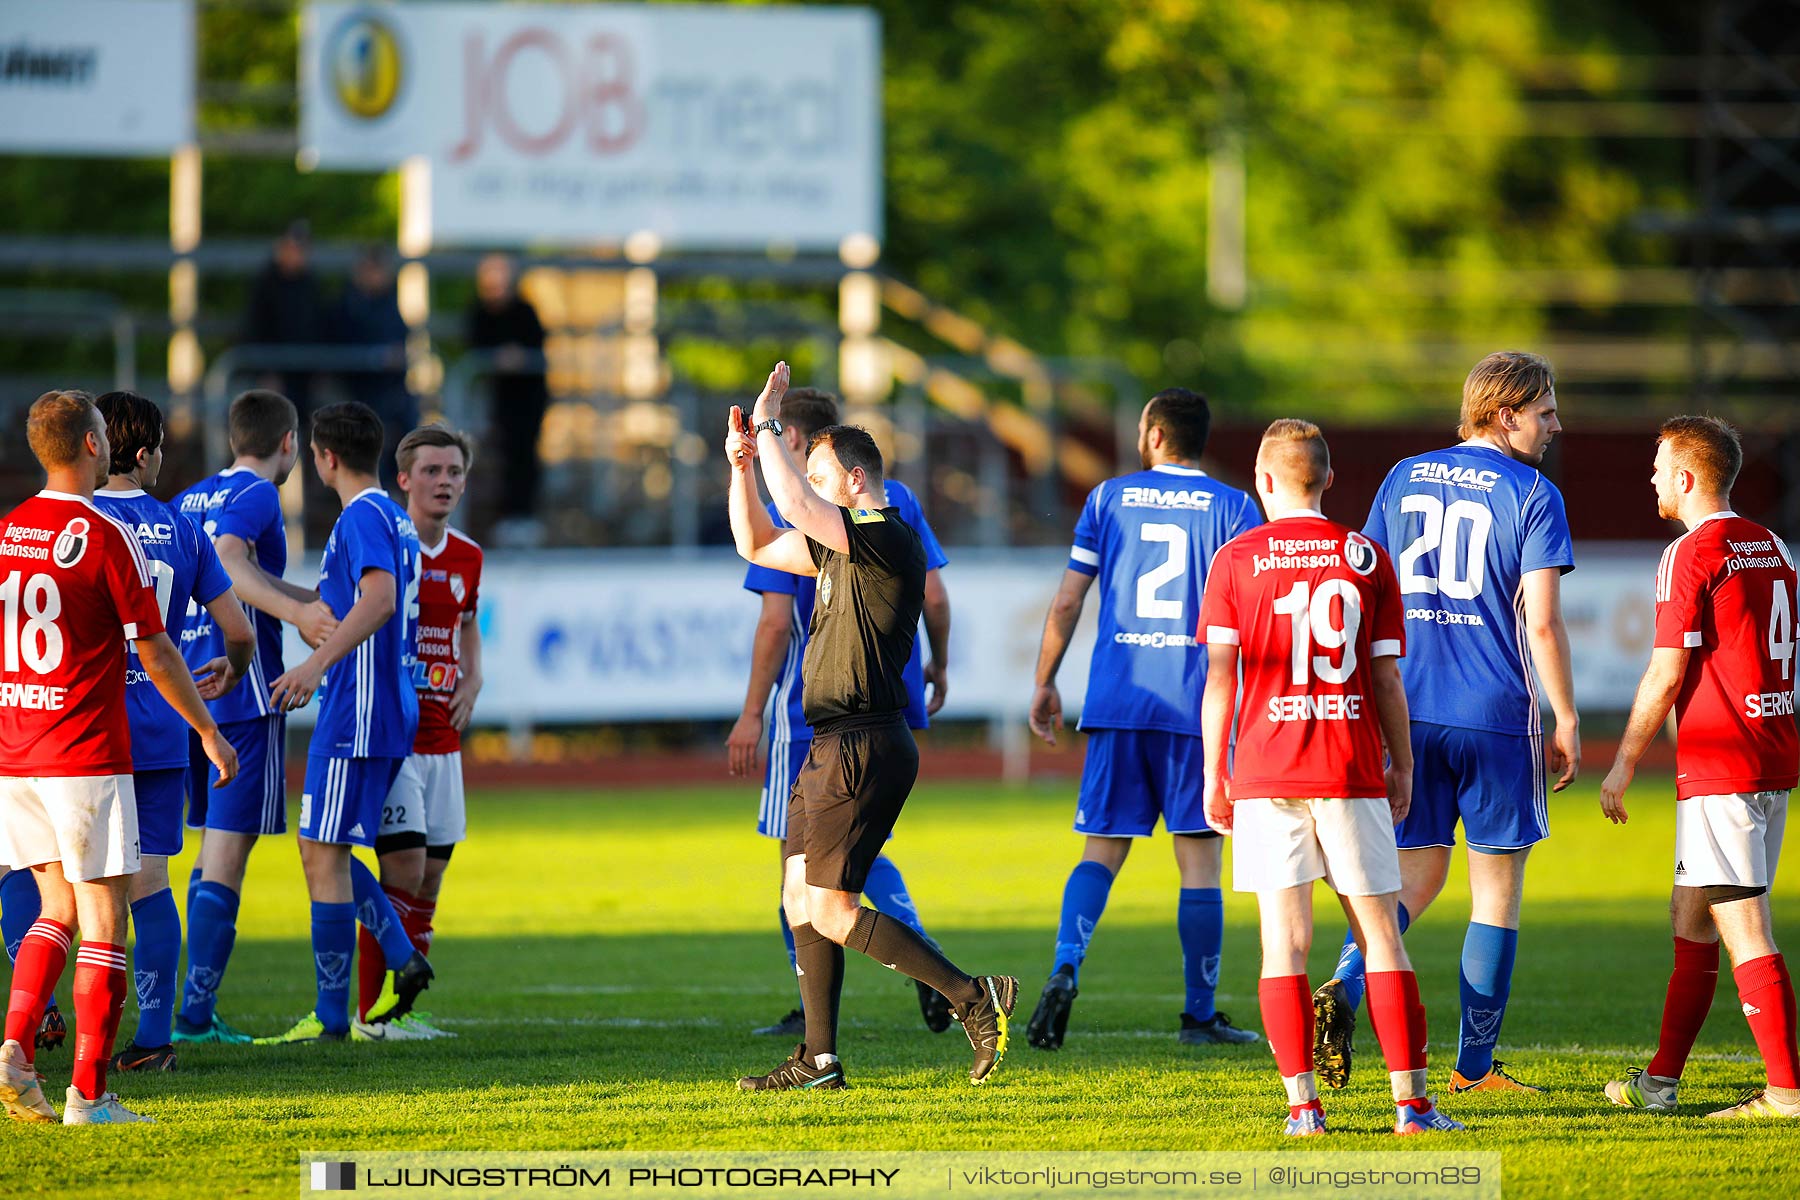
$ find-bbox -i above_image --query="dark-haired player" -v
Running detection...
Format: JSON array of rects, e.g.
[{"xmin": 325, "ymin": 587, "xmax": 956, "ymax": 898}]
[
  {"xmin": 1024, "ymin": 389, "xmax": 1262, "ymax": 1050},
  {"xmin": 257, "ymin": 403, "xmax": 429, "ymax": 1044},
  {"xmin": 173, "ymin": 389, "xmax": 338, "ymax": 1045},
  {"xmin": 0, "ymin": 390, "xmax": 235, "ymax": 1125},
  {"xmin": 729, "ymin": 385, "xmax": 954, "ymax": 1039},
  {"xmin": 92, "ymin": 392, "xmax": 254, "ymax": 1072},
  {"xmin": 726, "ymin": 363, "xmax": 1015, "ymax": 1091},
  {"xmin": 1602, "ymin": 416, "xmax": 1800, "ymax": 1119}
]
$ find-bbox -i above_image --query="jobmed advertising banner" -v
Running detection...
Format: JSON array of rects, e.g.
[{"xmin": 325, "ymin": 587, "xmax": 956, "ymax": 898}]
[
  {"xmin": 0, "ymin": 0, "xmax": 194, "ymax": 155},
  {"xmin": 300, "ymin": 2, "xmax": 881, "ymax": 249}
]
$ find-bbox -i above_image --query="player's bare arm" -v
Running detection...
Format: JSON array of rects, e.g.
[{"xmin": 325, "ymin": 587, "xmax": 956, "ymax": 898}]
[
  {"xmin": 1371, "ymin": 655, "xmax": 1414, "ymax": 825},
  {"xmin": 215, "ymin": 532, "xmax": 338, "ymax": 647},
  {"xmin": 447, "ymin": 610, "xmax": 484, "ymax": 732},
  {"xmin": 1028, "ymin": 569, "xmax": 1096, "ymax": 746},
  {"xmin": 923, "ymin": 568, "xmax": 951, "ymax": 716},
  {"xmin": 268, "ymin": 567, "xmax": 397, "ymax": 712},
  {"xmin": 1201, "ymin": 642, "xmax": 1239, "ymax": 833},
  {"xmin": 728, "ymin": 590, "xmax": 791, "ymax": 777},
  {"xmin": 193, "ymin": 587, "xmax": 257, "ymax": 701},
  {"xmin": 726, "ymin": 404, "xmax": 816, "ymax": 576},
  {"xmin": 751, "ymin": 363, "xmax": 850, "ymax": 554},
  {"xmin": 1598, "ymin": 646, "xmax": 1689, "ymax": 826},
  {"xmin": 136, "ymin": 630, "xmax": 239, "ymax": 785},
  {"xmin": 1522, "ymin": 566, "xmax": 1581, "ymax": 792}
]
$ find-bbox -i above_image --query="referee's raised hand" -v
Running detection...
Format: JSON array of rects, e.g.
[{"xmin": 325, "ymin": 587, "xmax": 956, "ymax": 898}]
[{"xmin": 726, "ymin": 405, "xmax": 757, "ymax": 467}]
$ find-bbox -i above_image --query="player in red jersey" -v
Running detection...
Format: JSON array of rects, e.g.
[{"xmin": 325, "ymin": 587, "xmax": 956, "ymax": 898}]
[
  {"xmin": 1601, "ymin": 416, "xmax": 1800, "ymax": 1120},
  {"xmin": 0, "ymin": 390, "xmax": 237, "ymax": 1126},
  {"xmin": 1199, "ymin": 420, "xmax": 1463, "ymax": 1137},
  {"xmin": 356, "ymin": 426, "xmax": 483, "ymax": 1038}
]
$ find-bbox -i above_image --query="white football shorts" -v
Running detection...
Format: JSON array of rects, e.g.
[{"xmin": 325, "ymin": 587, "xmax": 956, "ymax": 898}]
[
  {"xmin": 1231, "ymin": 796, "xmax": 1402, "ymax": 897},
  {"xmin": 0, "ymin": 774, "xmax": 140, "ymax": 882},
  {"xmin": 1674, "ymin": 790, "xmax": 1787, "ymax": 890},
  {"xmin": 379, "ymin": 751, "xmax": 468, "ymax": 846}
]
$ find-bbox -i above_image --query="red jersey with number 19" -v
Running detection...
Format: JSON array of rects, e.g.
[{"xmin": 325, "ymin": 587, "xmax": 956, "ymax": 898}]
[
  {"xmin": 1199, "ymin": 513, "xmax": 1404, "ymax": 800},
  {"xmin": 1654, "ymin": 511, "xmax": 1799, "ymax": 801},
  {"xmin": 412, "ymin": 527, "xmax": 483, "ymax": 755},
  {"xmin": 0, "ymin": 491, "xmax": 166, "ymax": 777}
]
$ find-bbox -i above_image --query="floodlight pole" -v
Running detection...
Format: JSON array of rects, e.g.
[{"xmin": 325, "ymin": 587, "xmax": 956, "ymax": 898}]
[
  {"xmin": 169, "ymin": 142, "xmax": 203, "ymax": 427},
  {"xmin": 398, "ymin": 155, "xmax": 439, "ymax": 406}
]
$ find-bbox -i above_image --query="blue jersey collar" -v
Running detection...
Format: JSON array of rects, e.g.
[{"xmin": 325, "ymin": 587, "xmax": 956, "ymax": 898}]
[{"xmin": 1151, "ymin": 463, "xmax": 1207, "ymax": 476}]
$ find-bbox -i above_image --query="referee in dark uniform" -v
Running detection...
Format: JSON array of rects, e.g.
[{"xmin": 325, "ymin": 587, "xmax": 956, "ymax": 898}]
[{"xmin": 725, "ymin": 362, "xmax": 1017, "ymax": 1091}]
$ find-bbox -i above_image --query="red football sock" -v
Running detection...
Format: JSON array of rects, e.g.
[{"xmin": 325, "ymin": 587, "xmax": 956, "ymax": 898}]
[
  {"xmin": 71, "ymin": 942, "xmax": 127, "ymax": 1101},
  {"xmin": 356, "ymin": 925, "xmax": 385, "ymax": 1021},
  {"xmin": 5, "ymin": 919, "xmax": 71, "ymax": 1062},
  {"xmin": 1258, "ymin": 974, "xmax": 1314, "ymax": 1081},
  {"xmin": 1735, "ymin": 954, "xmax": 1800, "ymax": 1091},
  {"xmin": 1367, "ymin": 970, "xmax": 1428, "ymax": 1071},
  {"xmin": 404, "ymin": 895, "xmax": 436, "ymax": 957},
  {"xmin": 1648, "ymin": 937, "xmax": 1719, "ymax": 1079}
]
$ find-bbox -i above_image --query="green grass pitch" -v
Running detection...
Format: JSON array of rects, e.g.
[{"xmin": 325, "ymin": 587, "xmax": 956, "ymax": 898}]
[{"xmin": 3, "ymin": 773, "xmax": 1798, "ymax": 1198}]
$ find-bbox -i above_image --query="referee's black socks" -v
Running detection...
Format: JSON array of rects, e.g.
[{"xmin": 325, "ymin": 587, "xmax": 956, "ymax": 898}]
[
  {"xmin": 791, "ymin": 923, "xmax": 844, "ymax": 1059},
  {"xmin": 847, "ymin": 908, "xmax": 982, "ymax": 1010}
]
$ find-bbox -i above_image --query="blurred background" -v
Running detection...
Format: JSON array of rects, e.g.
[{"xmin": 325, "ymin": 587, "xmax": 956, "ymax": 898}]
[{"xmin": 0, "ymin": 0, "xmax": 1794, "ymax": 775}]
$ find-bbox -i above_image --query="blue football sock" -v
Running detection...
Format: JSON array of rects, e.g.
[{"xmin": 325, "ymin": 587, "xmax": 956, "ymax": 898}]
[
  {"xmin": 1456, "ymin": 921, "xmax": 1518, "ymax": 1080},
  {"xmin": 185, "ymin": 864, "xmax": 202, "ymax": 932},
  {"xmin": 128, "ymin": 888, "xmax": 181, "ymax": 1048},
  {"xmin": 1, "ymin": 869, "xmax": 55, "ymax": 1012},
  {"xmin": 779, "ymin": 905, "xmax": 800, "ymax": 1003},
  {"xmin": 1053, "ymin": 861, "xmax": 1115, "ymax": 985},
  {"xmin": 863, "ymin": 855, "xmax": 939, "ymax": 949},
  {"xmin": 1178, "ymin": 888, "xmax": 1224, "ymax": 1021},
  {"xmin": 350, "ymin": 856, "xmax": 419, "ymax": 968},
  {"xmin": 180, "ymin": 881, "xmax": 240, "ymax": 1027},
  {"xmin": 1334, "ymin": 901, "xmax": 1410, "ymax": 1012},
  {"xmin": 310, "ymin": 901, "xmax": 356, "ymax": 1035}
]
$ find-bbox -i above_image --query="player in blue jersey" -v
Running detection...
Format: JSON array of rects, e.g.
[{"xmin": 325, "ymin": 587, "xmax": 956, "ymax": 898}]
[
  {"xmin": 90, "ymin": 392, "xmax": 257, "ymax": 1073},
  {"xmin": 727, "ymin": 388, "xmax": 955, "ymax": 1039},
  {"xmin": 257, "ymin": 402, "xmax": 432, "ymax": 1044},
  {"xmin": 1315, "ymin": 351, "xmax": 1579, "ymax": 1096},
  {"xmin": 170, "ymin": 390, "xmax": 339, "ymax": 1046},
  {"xmin": 1025, "ymin": 389, "xmax": 1263, "ymax": 1050}
]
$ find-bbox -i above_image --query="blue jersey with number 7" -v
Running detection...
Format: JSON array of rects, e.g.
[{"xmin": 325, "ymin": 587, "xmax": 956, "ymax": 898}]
[
  {"xmin": 1069, "ymin": 464, "xmax": 1261, "ymax": 734},
  {"xmin": 1362, "ymin": 441, "xmax": 1574, "ymax": 734}
]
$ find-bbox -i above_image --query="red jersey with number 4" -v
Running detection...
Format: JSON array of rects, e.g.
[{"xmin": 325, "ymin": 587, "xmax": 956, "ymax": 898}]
[
  {"xmin": 0, "ymin": 492, "xmax": 166, "ymax": 777},
  {"xmin": 1654, "ymin": 512, "xmax": 1799, "ymax": 801},
  {"xmin": 1199, "ymin": 513, "xmax": 1405, "ymax": 800},
  {"xmin": 412, "ymin": 527, "xmax": 482, "ymax": 755}
]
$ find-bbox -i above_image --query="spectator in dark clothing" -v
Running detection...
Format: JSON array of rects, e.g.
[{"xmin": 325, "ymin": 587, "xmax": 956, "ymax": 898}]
[
  {"xmin": 334, "ymin": 246, "xmax": 417, "ymax": 488},
  {"xmin": 244, "ymin": 221, "xmax": 328, "ymax": 418},
  {"xmin": 466, "ymin": 252, "xmax": 549, "ymax": 544}
]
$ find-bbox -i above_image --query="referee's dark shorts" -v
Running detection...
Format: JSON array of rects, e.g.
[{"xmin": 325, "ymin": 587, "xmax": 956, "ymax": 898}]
[{"xmin": 782, "ymin": 713, "xmax": 919, "ymax": 892}]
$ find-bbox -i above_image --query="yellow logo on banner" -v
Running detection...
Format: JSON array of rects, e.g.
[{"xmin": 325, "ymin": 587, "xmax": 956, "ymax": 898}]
[{"xmin": 328, "ymin": 14, "xmax": 405, "ymax": 120}]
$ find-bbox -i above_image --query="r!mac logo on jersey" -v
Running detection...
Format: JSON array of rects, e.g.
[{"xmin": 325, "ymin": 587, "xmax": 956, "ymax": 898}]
[
  {"xmin": 52, "ymin": 517, "xmax": 89, "ymax": 568},
  {"xmin": 1344, "ymin": 531, "xmax": 1377, "ymax": 576},
  {"xmin": 326, "ymin": 12, "xmax": 406, "ymax": 121}
]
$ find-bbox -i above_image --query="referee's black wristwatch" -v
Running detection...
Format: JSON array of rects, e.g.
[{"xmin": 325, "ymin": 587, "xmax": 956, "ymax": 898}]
[{"xmin": 753, "ymin": 418, "xmax": 784, "ymax": 436}]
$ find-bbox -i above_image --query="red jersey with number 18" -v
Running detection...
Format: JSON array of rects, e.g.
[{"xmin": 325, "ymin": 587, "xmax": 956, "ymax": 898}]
[
  {"xmin": 0, "ymin": 491, "xmax": 166, "ymax": 777},
  {"xmin": 412, "ymin": 527, "xmax": 483, "ymax": 756},
  {"xmin": 1199, "ymin": 513, "xmax": 1404, "ymax": 800},
  {"xmin": 1654, "ymin": 511, "xmax": 1799, "ymax": 801}
]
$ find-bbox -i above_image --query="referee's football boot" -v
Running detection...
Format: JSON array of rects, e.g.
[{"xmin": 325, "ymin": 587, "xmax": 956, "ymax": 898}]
[
  {"xmin": 959, "ymin": 975, "xmax": 1019, "ymax": 1083},
  {"xmin": 1179, "ymin": 1009, "xmax": 1259, "ymax": 1045},
  {"xmin": 362, "ymin": 951, "xmax": 435, "ymax": 1024},
  {"xmin": 917, "ymin": 981, "xmax": 953, "ymax": 1033},
  {"xmin": 36, "ymin": 1005, "xmax": 66, "ymax": 1052},
  {"xmin": 753, "ymin": 1007, "xmax": 806, "ymax": 1037},
  {"xmin": 1312, "ymin": 979, "xmax": 1355, "ymax": 1087},
  {"xmin": 1025, "ymin": 967, "xmax": 1077, "ymax": 1050},
  {"xmin": 737, "ymin": 1044, "xmax": 846, "ymax": 1091}
]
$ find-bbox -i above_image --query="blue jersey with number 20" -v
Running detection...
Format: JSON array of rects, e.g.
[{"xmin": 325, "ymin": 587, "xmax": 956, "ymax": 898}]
[
  {"xmin": 1070, "ymin": 464, "xmax": 1261, "ymax": 735},
  {"xmin": 1362, "ymin": 441, "xmax": 1574, "ymax": 733}
]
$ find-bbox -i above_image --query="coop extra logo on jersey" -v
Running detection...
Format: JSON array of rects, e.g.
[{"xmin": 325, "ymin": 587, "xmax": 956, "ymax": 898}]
[
  {"xmin": 1409, "ymin": 462, "xmax": 1500, "ymax": 492},
  {"xmin": 1120, "ymin": 486, "xmax": 1213, "ymax": 511},
  {"xmin": 52, "ymin": 517, "xmax": 90, "ymax": 568},
  {"xmin": 326, "ymin": 11, "xmax": 406, "ymax": 121},
  {"xmin": 1344, "ymin": 531, "xmax": 1378, "ymax": 576}
]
